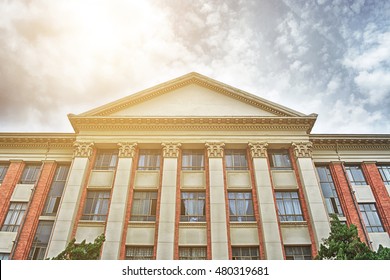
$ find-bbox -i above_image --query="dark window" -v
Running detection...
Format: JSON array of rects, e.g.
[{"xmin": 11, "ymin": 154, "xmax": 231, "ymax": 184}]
[
  {"xmin": 20, "ymin": 164, "xmax": 41, "ymax": 184},
  {"xmin": 130, "ymin": 191, "xmax": 158, "ymax": 221},
  {"xmin": 275, "ymin": 191, "xmax": 304, "ymax": 222},
  {"xmin": 42, "ymin": 165, "xmax": 70, "ymax": 216},
  {"xmin": 316, "ymin": 166, "xmax": 344, "ymax": 216},
  {"xmin": 125, "ymin": 246, "xmax": 154, "ymax": 260},
  {"xmin": 180, "ymin": 192, "xmax": 206, "ymax": 222},
  {"xmin": 1, "ymin": 202, "xmax": 28, "ymax": 232},
  {"xmin": 269, "ymin": 150, "xmax": 292, "ymax": 169},
  {"xmin": 359, "ymin": 203, "xmax": 384, "ymax": 233},
  {"xmin": 345, "ymin": 165, "xmax": 367, "ymax": 185},
  {"xmin": 179, "ymin": 247, "xmax": 207, "ymax": 260},
  {"xmin": 137, "ymin": 150, "xmax": 161, "ymax": 170},
  {"xmin": 225, "ymin": 150, "xmax": 248, "ymax": 170},
  {"xmin": 182, "ymin": 150, "xmax": 204, "ymax": 170},
  {"xmin": 0, "ymin": 163, "xmax": 9, "ymax": 183},
  {"xmin": 232, "ymin": 247, "xmax": 260, "ymax": 260},
  {"xmin": 0, "ymin": 253, "xmax": 10, "ymax": 260},
  {"xmin": 94, "ymin": 150, "xmax": 118, "ymax": 170},
  {"xmin": 81, "ymin": 191, "xmax": 110, "ymax": 221},
  {"xmin": 228, "ymin": 192, "xmax": 255, "ymax": 222},
  {"xmin": 285, "ymin": 246, "xmax": 311, "ymax": 260},
  {"xmin": 28, "ymin": 221, "xmax": 54, "ymax": 260},
  {"xmin": 378, "ymin": 165, "xmax": 390, "ymax": 185}
]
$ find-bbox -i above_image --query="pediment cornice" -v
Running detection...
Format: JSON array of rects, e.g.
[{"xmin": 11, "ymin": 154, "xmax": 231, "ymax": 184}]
[{"xmin": 68, "ymin": 115, "xmax": 317, "ymax": 134}]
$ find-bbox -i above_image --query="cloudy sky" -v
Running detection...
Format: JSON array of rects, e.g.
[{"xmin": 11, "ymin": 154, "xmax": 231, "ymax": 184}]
[{"xmin": 0, "ymin": 0, "xmax": 389, "ymax": 134}]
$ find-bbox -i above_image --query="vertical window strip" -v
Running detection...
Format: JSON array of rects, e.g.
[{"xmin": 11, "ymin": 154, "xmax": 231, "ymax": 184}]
[
  {"xmin": 316, "ymin": 166, "xmax": 344, "ymax": 216},
  {"xmin": 42, "ymin": 165, "xmax": 70, "ymax": 216}
]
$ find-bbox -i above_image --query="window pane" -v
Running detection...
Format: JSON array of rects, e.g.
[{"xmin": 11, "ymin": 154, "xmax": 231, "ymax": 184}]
[
  {"xmin": 81, "ymin": 191, "xmax": 110, "ymax": 221},
  {"xmin": 378, "ymin": 165, "xmax": 390, "ymax": 184},
  {"xmin": 228, "ymin": 192, "xmax": 255, "ymax": 222},
  {"xmin": 345, "ymin": 166, "xmax": 367, "ymax": 185},
  {"xmin": 225, "ymin": 150, "xmax": 248, "ymax": 170},
  {"xmin": 1, "ymin": 202, "xmax": 28, "ymax": 232},
  {"xmin": 180, "ymin": 192, "xmax": 206, "ymax": 222},
  {"xmin": 94, "ymin": 150, "xmax": 118, "ymax": 170},
  {"xmin": 275, "ymin": 191, "xmax": 304, "ymax": 222},
  {"xmin": 130, "ymin": 191, "xmax": 158, "ymax": 221},
  {"xmin": 28, "ymin": 221, "xmax": 54, "ymax": 260},
  {"xmin": 179, "ymin": 247, "xmax": 207, "ymax": 260},
  {"xmin": 0, "ymin": 163, "xmax": 9, "ymax": 183},
  {"xmin": 358, "ymin": 203, "xmax": 384, "ymax": 232},
  {"xmin": 126, "ymin": 246, "xmax": 154, "ymax": 260},
  {"xmin": 232, "ymin": 247, "xmax": 260, "ymax": 260},
  {"xmin": 285, "ymin": 246, "xmax": 311, "ymax": 260},
  {"xmin": 269, "ymin": 150, "xmax": 291, "ymax": 169},
  {"xmin": 137, "ymin": 150, "xmax": 161, "ymax": 170},
  {"xmin": 20, "ymin": 164, "xmax": 41, "ymax": 184},
  {"xmin": 182, "ymin": 150, "xmax": 204, "ymax": 170}
]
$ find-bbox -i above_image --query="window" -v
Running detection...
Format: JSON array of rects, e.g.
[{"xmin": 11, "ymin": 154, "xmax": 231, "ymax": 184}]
[
  {"xmin": 316, "ymin": 166, "xmax": 344, "ymax": 216},
  {"xmin": 137, "ymin": 150, "xmax": 161, "ymax": 170},
  {"xmin": 345, "ymin": 165, "xmax": 367, "ymax": 185},
  {"xmin": 285, "ymin": 246, "xmax": 311, "ymax": 260},
  {"xmin": 228, "ymin": 192, "xmax": 255, "ymax": 222},
  {"xmin": 0, "ymin": 163, "xmax": 9, "ymax": 183},
  {"xmin": 180, "ymin": 192, "xmax": 206, "ymax": 222},
  {"xmin": 1, "ymin": 202, "xmax": 28, "ymax": 232},
  {"xmin": 81, "ymin": 191, "xmax": 110, "ymax": 221},
  {"xmin": 269, "ymin": 150, "xmax": 292, "ymax": 169},
  {"xmin": 93, "ymin": 150, "xmax": 118, "ymax": 170},
  {"xmin": 358, "ymin": 203, "xmax": 384, "ymax": 233},
  {"xmin": 232, "ymin": 247, "xmax": 260, "ymax": 260},
  {"xmin": 275, "ymin": 191, "xmax": 304, "ymax": 222},
  {"xmin": 182, "ymin": 150, "xmax": 204, "ymax": 170},
  {"xmin": 179, "ymin": 247, "xmax": 207, "ymax": 260},
  {"xmin": 20, "ymin": 164, "xmax": 41, "ymax": 184},
  {"xmin": 378, "ymin": 165, "xmax": 390, "ymax": 185},
  {"xmin": 0, "ymin": 253, "xmax": 10, "ymax": 260},
  {"xmin": 125, "ymin": 246, "xmax": 154, "ymax": 260},
  {"xmin": 225, "ymin": 150, "xmax": 248, "ymax": 170},
  {"xmin": 130, "ymin": 191, "xmax": 158, "ymax": 221},
  {"xmin": 42, "ymin": 165, "xmax": 70, "ymax": 216},
  {"xmin": 28, "ymin": 221, "xmax": 54, "ymax": 260}
]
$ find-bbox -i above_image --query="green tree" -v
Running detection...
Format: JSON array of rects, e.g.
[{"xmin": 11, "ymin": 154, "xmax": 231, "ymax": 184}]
[
  {"xmin": 51, "ymin": 234, "xmax": 105, "ymax": 260},
  {"xmin": 316, "ymin": 215, "xmax": 390, "ymax": 260}
]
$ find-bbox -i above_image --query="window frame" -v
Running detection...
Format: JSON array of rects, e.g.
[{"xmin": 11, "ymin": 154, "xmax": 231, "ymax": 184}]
[
  {"xmin": 228, "ymin": 191, "xmax": 255, "ymax": 222},
  {"xmin": 285, "ymin": 246, "xmax": 312, "ymax": 260},
  {"xmin": 137, "ymin": 150, "xmax": 161, "ymax": 171},
  {"xmin": 232, "ymin": 246, "xmax": 260, "ymax": 260},
  {"xmin": 180, "ymin": 191, "xmax": 206, "ymax": 222},
  {"xmin": 81, "ymin": 190, "xmax": 111, "ymax": 221},
  {"xmin": 125, "ymin": 246, "xmax": 154, "ymax": 260},
  {"xmin": 179, "ymin": 247, "xmax": 207, "ymax": 260},
  {"xmin": 20, "ymin": 164, "xmax": 41, "ymax": 184},
  {"xmin": 225, "ymin": 149, "xmax": 248, "ymax": 171},
  {"xmin": 1, "ymin": 202, "xmax": 28, "ymax": 232},
  {"xmin": 181, "ymin": 150, "xmax": 205, "ymax": 171},
  {"xmin": 268, "ymin": 150, "xmax": 292, "ymax": 169},
  {"xmin": 345, "ymin": 165, "xmax": 367, "ymax": 185},
  {"xmin": 275, "ymin": 191, "xmax": 304, "ymax": 222},
  {"xmin": 130, "ymin": 191, "xmax": 158, "ymax": 221},
  {"xmin": 358, "ymin": 203, "xmax": 384, "ymax": 233}
]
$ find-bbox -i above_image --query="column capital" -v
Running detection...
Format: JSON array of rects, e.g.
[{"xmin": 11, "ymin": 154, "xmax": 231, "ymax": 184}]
[
  {"xmin": 161, "ymin": 142, "xmax": 181, "ymax": 158},
  {"xmin": 118, "ymin": 142, "xmax": 137, "ymax": 158},
  {"xmin": 248, "ymin": 142, "xmax": 268, "ymax": 158},
  {"xmin": 292, "ymin": 141, "xmax": 313, "ymax": 158},
  {"xmin": 205, "ymin": 142, "xmax": 225, "ymax": 158},
  {"xmin": 73, "ymin": 142, "xmax": 94, "ymax": 158}
]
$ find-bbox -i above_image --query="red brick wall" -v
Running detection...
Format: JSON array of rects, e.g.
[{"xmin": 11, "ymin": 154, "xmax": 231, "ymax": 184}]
[
  {"xmin": 12, "ymin": 161, "xmax": 57, "ymax": 260},
  {"xmin": 0, "ymin": 161, "xmax": 25, "ymax": 228},
  {"xmin": 361, "ymin": 163, "xmax": 390, "ymax": 233},
  {"xmin": 329, "ymin": 162, "xmax": 368, "ymax": 244}
]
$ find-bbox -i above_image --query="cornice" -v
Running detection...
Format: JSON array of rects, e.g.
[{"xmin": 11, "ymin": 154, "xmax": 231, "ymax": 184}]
[
  {"xmin": 68, "ymin": 116, "xmax": 317, "ymax": 133},
  {"xmin": 310, "ymin": 135, "xmax": 390, "ymax": 150},
  {"xmin": 0, "ymin": 133, "xmax": 75, "ymax": 149}
]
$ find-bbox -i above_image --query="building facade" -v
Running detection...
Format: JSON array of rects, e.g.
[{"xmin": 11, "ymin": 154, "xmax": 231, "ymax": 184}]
[{"xmin": 0, "ymin": 73, "xmax": 389, "ymax": 260}]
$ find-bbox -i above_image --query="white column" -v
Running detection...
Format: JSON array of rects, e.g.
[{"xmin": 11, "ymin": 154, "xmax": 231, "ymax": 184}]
[
  {"xmin": 46, "ymin": 142, "xmax": 94, "ymax": 258},
  {"xmin": 156, "ymin": 143, "xmax": 181, "ymax": 260},
  {"xmin": 206, "ymin": 142, "xmax": 229, "ymax": 260},
  {"xmin": 292, "ymin": 142, "xmax": 330, "ymax": 248},
  {"xmin": 249, "ymin": 142, "xmax": 284, "ymax": 259},
  {"xmin": 101, "ymin": 143, "xmax": 137, "ymax": 260}
]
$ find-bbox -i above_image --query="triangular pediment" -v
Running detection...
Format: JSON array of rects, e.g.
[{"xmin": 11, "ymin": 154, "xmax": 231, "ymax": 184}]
[{"xmin": 78, "ymin": 72, "xmax": 305, "ymax": 118}]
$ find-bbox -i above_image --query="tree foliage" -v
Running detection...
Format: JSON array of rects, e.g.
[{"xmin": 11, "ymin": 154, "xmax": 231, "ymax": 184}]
[
  {"xmin": 316, "ymin": 215, "xmax": 390, "ymax": 260},
  {"xmin": 51, "ymin": 234, "xmax": 105, "ymax": 260}
]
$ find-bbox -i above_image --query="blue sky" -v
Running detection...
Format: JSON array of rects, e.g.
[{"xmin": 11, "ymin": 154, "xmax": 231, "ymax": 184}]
[{"xmin": 0, "ymin": 0, "xmax": 389, "ymax": 133}]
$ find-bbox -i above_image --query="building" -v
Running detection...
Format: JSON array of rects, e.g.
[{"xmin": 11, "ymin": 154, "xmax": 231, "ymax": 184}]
[{"xmin": 0, "ymin": 72, "xmax": 389, "ymax": 260}]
